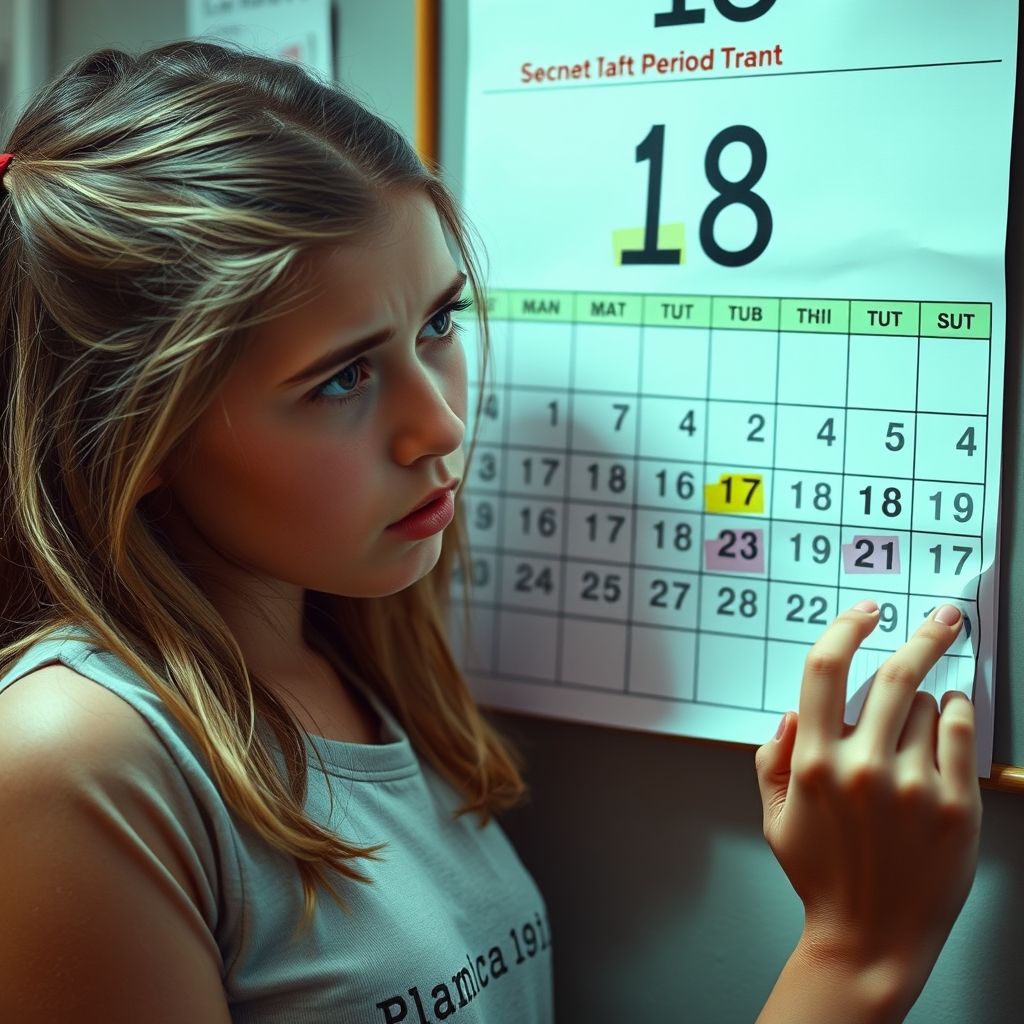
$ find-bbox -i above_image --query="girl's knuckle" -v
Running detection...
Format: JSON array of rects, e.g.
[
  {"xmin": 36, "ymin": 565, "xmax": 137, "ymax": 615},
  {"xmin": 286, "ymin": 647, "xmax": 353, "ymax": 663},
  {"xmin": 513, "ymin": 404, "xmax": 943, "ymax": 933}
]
[
  {"xmin": 842, "ymin": 759, "xmax": 886, "ymax": 795},
  {"xmin": 804, "ymin": 650, "xmax": 840, "ymax": 679},
  {"xmin": 793, "ymin": 751, "xmax": 833, "ymax": 788},
  {"xmin": 876, "ymin": 660, "xmax": 918, "ymax": 691}
]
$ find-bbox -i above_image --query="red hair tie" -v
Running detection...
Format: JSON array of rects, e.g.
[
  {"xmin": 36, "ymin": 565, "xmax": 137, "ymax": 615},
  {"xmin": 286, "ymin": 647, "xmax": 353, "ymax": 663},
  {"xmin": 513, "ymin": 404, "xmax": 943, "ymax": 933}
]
[{"xmin": 0, "ymin": 153, "xmax": 14, "ymax": 177}]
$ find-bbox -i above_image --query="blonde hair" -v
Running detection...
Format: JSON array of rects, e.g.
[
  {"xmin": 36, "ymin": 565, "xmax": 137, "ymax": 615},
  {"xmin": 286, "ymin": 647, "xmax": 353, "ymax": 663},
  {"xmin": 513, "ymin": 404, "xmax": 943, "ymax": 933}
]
[{"xmin": 0, "ymin": 40, "xmax": 524, "ymax": 940}]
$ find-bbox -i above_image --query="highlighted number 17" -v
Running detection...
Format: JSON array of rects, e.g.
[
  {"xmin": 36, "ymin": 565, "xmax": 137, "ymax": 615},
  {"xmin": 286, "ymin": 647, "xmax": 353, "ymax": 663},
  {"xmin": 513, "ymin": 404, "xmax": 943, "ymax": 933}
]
[{"xmin": 622, "ymin": 124, "xmax": 772, "ymax": 267}]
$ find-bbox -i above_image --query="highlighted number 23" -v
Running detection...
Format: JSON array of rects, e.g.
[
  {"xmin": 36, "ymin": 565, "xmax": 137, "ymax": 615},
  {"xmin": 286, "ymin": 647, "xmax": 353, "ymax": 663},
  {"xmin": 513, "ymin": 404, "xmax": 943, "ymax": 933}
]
[{"xmin": 622, "ymin": 124, "xmax": 772, "ymax": 267}]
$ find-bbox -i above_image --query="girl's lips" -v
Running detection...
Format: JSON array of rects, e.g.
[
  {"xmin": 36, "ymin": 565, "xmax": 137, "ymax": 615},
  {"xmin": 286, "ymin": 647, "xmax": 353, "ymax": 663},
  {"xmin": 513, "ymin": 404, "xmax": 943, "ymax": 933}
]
[{"xmin": 385, "ymin": 489, "xmax": 456, "ymax": 540}]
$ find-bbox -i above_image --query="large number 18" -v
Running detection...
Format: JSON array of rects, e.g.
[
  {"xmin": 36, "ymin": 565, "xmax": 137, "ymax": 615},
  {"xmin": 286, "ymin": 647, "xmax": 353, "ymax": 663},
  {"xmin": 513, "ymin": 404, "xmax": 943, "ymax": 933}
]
[{"xmin": 622, "ymin": 123, "xmax": 773, "ymax": 268}]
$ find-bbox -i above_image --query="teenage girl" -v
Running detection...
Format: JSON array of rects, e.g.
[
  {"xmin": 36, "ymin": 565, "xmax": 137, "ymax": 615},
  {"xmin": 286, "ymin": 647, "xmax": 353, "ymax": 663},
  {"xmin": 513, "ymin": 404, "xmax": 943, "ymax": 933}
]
[{"xmin": 0, "ymin": 41, "xmax": 980, "ymax": 1024}]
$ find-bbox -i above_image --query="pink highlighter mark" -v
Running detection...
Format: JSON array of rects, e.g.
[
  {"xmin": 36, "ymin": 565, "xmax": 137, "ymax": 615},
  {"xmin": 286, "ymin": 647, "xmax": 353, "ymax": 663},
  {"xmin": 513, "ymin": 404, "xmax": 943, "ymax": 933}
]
[
  {"xmin": 704, "ymin": 528, "xmax": 765, "ymax": 574},
  {"xmin": 842, "ymin": 535, "xmax": 901, "ymax": 574}
]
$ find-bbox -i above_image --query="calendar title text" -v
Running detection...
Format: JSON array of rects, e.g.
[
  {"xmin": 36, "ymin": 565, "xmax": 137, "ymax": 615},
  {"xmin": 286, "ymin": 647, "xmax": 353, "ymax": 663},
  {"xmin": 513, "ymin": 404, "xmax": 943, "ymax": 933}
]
[{"xmin": 521, "ymin": 45, "xmax": 784, "ymax": 84}]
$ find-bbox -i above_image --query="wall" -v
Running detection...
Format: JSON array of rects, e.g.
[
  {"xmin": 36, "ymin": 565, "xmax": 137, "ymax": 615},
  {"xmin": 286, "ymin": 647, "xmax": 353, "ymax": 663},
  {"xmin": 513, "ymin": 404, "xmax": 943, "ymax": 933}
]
[{"xmin": 21, "ymin": 2, "xmax": 1024, "ymax": 1021}]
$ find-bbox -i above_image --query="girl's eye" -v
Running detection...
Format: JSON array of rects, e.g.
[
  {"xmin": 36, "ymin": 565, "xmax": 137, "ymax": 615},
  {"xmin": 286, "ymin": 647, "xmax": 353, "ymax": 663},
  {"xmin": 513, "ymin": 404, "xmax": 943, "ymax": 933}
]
[
  {"xmin": 308, "ymin": 296, "xmax": 471, "ymax": 406},
  {"xmin": 310, "ymin": 359, "xmax": 369, "ymax": 405},
  {"xmin": 422, "ymin": 297, "xmax": 471, "ymax": 339}
]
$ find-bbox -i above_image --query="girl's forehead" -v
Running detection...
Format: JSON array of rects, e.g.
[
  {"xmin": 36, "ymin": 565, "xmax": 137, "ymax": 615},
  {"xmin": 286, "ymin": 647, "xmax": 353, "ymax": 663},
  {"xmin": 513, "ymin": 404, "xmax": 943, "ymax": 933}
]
[{"xmin": 237, "ymin": 195, "xmax": 461, "ymax": 373}]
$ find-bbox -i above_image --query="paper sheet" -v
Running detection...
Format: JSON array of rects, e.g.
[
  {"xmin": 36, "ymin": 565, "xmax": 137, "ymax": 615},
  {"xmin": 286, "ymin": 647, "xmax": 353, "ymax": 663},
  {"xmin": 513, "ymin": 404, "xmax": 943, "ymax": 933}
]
[{"xmin": 453, "ymin": 0, "xmax": 1019, "ymax": 775}]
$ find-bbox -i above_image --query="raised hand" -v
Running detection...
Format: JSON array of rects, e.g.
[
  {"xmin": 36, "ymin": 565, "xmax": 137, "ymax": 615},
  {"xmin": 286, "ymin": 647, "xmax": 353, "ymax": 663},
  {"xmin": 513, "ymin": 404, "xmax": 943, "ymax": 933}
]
[{"xmin": 754, "ymin": 600, "xmax": 982, "ymax": 1023}]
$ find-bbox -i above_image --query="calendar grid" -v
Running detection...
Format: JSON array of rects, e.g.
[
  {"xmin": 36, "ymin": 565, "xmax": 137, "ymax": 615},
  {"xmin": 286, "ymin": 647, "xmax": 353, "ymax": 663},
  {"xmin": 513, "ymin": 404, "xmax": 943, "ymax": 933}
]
[
  {"xmin": 691, "ymin": 314, "xmax": 716, "ymax": 703},
  {"xmin": 905, "ymin": 321, "xmax": 922, "ymax": 634},
  {"xmin": 623, "ymin": 320, "xmax": 645, "ymax": 692},
  {"xmin": 553, "ymin": 306, "xmax": 579, "ymax": 684},
  {"xmin": 761, "ymin": 309, "xmax": 785, "ymax": 709},
  {"xmin": 458, "ymin": 290, "xmax": 992, "ymax": 709}
]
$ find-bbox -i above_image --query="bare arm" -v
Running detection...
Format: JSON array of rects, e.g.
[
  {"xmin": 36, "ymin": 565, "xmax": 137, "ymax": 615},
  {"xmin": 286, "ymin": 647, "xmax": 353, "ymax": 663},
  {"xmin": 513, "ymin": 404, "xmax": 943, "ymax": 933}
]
[
  {"xmin": 0, "ymin": 664, "xmax": 233, "ymax": 1024},
  {"xmin": 753, "ymin": 603, "xmax": 981, "ymax": 1023}
]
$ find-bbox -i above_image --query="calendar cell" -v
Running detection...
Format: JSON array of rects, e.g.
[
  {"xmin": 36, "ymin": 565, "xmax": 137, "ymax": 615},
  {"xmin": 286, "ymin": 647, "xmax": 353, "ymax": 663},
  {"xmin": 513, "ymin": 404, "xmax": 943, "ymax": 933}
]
[
  {"xmin": 497, "ymin": 610, "xmax": 557, "ymax": 681},
  {"xmin": 847, "ymin": 334, "xmax": 918, "ymax": 410},
  {"xmin": 774, "ymin": 405, "xmax": 845, "ymax": 474},
  {"xmin": 637, "ymin": 396, "xmax": 706, "ymax": 462},
  {"xmin": 705, "ymin": 402, "xmax": 776, "ymax": 468},
  {"xmin": 640, "ymin": 327, "xmax": 710, "ymax": 399},
  {"xmin": 764, "ymin": 640, "xmax": 810, "ymax": 714},
  {"xmin": 450, "ymin": 550, "xmax": 498, "ymax": 606},
  {"xmin": 571, "ymin": 391, "xmax": 640, "ymax": 456},
  {"xmin": 570, "ymin": 453, "xmax": 635, "ymax": 506},
  {"xmin": 777, "ymin": 331, "xmax": 848, "ymax": 406},
  {"xmin": 573, "ymin": 323, "xmax": 642, "ymax": 392},
  {"xmin": 505, "ymin": 449, "xmax": 566, "ymax": 497},
  {"xmin": 837, "ymin": 589, "xmax": 908, "ymax": 649},
  {"xmin": 501, "ymin": 498, "xmax": 565, "ymax": 556},
  {"xmin": 631, "ymin": 567, "xmax": 699, "ymax": 629},
  {"xmin": 566, "ymin": 503, "xmax": 634, "ymax": 563},
  {"xmin": 636, "ymin": 461, "xmax": 701, "ymax": 512},
  {"xmin": 499, "ymin": 554, "xmax": 561, "ymax": 613},
  {"xmin": 914, "ymin": 414, "xmax": 986, "ymax": 484},
  {"xmin": 464, "ymin": 492, "xmax": 501, "ymax": 548},
  {"xmin": 700, "ymin": 578, "xmax": 768, "ymax": 638},
  {"xmin": 704, "ymin": 464, "xmax": 771, "ymax": 517},
  {"xmin": 839, "ymin": 528, "xmax": 910, "ymax": 595},
  {"xmin": 467, "ymin": 445, "xmax": 503, "ymax": 493},
  {"xmin": 905, "ymin": 595, "xmax": 979, "ymax": 661},
  {"xmin": 563, "ymin": 562, "xmax": 631, "ymax": 621},
  {"xmin": 703, "ymin": 518, "xmax": 766, "ymax": 575},
  {"xmin": 509, "ymin": 322, "xmax": 572, "ymax": 387},
  {"xmin": 708, "ymin": 330, "xmax": 778, "ymax": 402},
  {"xmin": 843, "ymin": 410, "xmax": 916, "ymax": 479},
  {"xmin": 910, "ymin": 533, "xmax": 983, "ymax": 598},
  {"xmin": 628, "ymin": 625, "xmax": 697, "ymax": 701},
  {"xmin": 634, "ymin": 509, "xmax": 701, "ymax": 571},
  {"xmin": 841, "ymin": 476, "xmax": 913, "ymax": 532},
  {"xmin": 770, "ymin": 521, "xmax": 841, "ymax": 586},
  {"xmin": 561, "ymin": 619, "xmax": 628, "ymax": 691},
  {"xmin": 771, "ymin": 469, "xmax": 842, "ymax": 526},
  {"xmin": 769, "ymin": 582, "xmax": 839, "ymax": 644},
  {"xmin": 507, "ymin": 388, "xmax": 569, "ymax": 448},
  {"xmin": 911, "ymin": 481, "xmax": 983, "ymax": 536},
  {"xmin": 470, "ymin": 389, "xmax": 506, "ymax": 445},
  {"xmin": 695, "ymin": 634, "xmax": 765, "ymax": 709},
  {"xmin": 917, "ymin": 338, "xmax": 988, "ymax": 415},
  {"xmin": 449, "ymin": 606, "xmax": 497, "ymax": 674}
]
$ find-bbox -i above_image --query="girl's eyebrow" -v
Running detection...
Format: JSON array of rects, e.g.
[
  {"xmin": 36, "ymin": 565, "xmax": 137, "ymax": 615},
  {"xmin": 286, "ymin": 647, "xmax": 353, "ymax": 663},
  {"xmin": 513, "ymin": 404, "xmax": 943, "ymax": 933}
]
[{"xmin": 279, "ymin": 271, "xmax": 468, "ymax": 389}]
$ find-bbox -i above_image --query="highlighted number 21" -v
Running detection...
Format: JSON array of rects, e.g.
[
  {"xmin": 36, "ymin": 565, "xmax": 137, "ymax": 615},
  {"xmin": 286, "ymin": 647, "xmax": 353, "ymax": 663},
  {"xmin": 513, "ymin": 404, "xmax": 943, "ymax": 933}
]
[{"xmin": 622, "ymin": 124, "xmax": 772, "ymax": 267}]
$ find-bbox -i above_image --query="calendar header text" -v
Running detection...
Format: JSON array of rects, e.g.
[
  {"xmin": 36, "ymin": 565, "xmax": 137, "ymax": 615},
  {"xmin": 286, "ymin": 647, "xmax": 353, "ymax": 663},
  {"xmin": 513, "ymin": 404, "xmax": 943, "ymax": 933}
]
[{"xmin": 520, "ymin": 46, "xmax": 784, "ymax": 85}]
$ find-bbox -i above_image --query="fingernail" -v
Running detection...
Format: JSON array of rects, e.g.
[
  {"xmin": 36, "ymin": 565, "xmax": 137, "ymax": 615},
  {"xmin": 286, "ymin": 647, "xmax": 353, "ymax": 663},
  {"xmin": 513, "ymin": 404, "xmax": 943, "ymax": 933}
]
[
  {"xmin": 934, "ymin": 604, "xmax": 962, "ymax": 627},
  {"xmin": 941, "ymin": 689, "xmax": 971, "ymax": 709},
  {"xmin": 853, "ymin": 599, "xmax": 879, "ymax": 613},
  {"xmin": 773, "ymin": 713, "xmax": 788, "ymax": 741}
]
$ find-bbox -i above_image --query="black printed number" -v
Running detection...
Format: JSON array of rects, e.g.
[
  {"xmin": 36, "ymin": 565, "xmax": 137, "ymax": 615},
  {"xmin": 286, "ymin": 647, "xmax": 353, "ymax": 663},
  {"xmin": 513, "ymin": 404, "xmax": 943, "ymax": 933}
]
[
  {"xmin": 650, "ymin": 578, "xmax": 691, "ymax": 610},
  {"xmin": 655, "ymin": 0, "xmax": 777, "ymax": 28},
  {"xmin": 785, "ymin": 594, "xmax": 828, "ymax": 624},
  {"xmin": 514, "ymin": 563, "xmax": 554, "ymax": 594},
  {"xmin": 623, "ymin": 123, "xmax": 771, "ymax": 268},
  {"xmin": 717, "ymin": 586, "xmax": 758, "ymax": 617},
  {"xmin": 581, "ymin": 572, "xmax": 623, "ymax": 604}
]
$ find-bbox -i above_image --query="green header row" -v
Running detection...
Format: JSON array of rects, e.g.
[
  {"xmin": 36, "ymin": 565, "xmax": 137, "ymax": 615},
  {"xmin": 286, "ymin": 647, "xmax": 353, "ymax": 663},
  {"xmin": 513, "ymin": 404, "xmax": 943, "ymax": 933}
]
[{"xmin": 472, "ymin": 290, "xmax": 991, "ymax": 340}]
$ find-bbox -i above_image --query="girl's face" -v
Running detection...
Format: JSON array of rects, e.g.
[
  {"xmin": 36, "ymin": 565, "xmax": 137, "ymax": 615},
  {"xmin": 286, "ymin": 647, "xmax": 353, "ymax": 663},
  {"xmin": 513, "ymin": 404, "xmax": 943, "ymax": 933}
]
[{"xmin": 152, "ymin": 190, "xmax": 469, "ymax": 604}]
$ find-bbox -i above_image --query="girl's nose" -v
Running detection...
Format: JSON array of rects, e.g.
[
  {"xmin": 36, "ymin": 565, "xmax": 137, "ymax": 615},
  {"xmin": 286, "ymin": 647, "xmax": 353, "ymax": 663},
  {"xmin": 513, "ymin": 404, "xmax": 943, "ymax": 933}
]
[{"xmin": 389, "ymin": 366, "xmax": 466, "ymax": 467}]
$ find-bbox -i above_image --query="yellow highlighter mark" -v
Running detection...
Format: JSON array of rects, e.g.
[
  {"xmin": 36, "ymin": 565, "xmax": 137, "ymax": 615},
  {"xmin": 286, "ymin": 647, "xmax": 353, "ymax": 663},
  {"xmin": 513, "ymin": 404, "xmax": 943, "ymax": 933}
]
[
  {"xmin": 705, "ymin": 473, "xmax": 765, "ymax": 514},
  {"xmin": 612, "ymin": 223, "xmax": 686, "ymax": 266}
]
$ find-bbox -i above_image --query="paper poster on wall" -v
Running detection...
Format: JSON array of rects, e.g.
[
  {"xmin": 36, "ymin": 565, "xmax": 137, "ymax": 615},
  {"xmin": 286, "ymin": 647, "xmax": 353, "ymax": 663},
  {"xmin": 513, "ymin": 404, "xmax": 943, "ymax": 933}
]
[
  {"xmin": 186, "ymin": 0, "xmax": 333, "ymax": 78},
  {"xmin": 454, "ymin": 0, "xmax": 1019, "ymax": 775}
]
